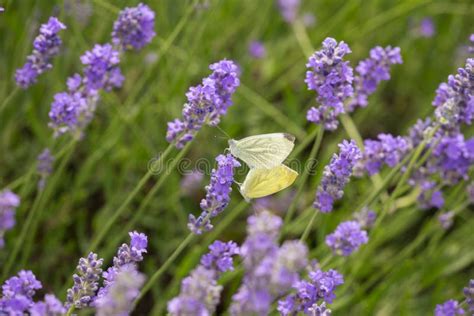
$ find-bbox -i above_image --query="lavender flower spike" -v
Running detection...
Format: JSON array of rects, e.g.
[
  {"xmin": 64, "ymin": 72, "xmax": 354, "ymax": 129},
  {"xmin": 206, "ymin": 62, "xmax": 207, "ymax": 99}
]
[
  {"xmin": 188, "ymin": 154, "xmax": 240, "ymax": 234},
  {"xmin": 37, "ymin": 148, "xmax": 54, "ymax": 190},
  {"xmin": 348, "ymin": 46, "xmax": 402, "ymax": 111},
  {"xmin": 434, "ymin": 300, "xmax": 465, "ymax": 316},
  {"xmin": 0, "ymin": 270, "xmax": 42, "ymax": 314},
  {"xmin": 166, "ymin": 59, "xmax": 240, "ymax": 148},
  {"xmin": 30, "ymin": 294, "xmax": 66, "ymax": 316},
  {"xmin": 278, "ymin": 0, "xmax": 300, "ymax": 23},
  {"xmin": 66, "ymin": 252, "xmax": 104, "ymax": 309},
  {"xmin": 313, "ymin": 139, "xmax": 361, "ymax": 213},
  {"xmin": 98, "ymin": 231, "xmax": 148, "ymax": 300},
  {"xmin": 168, "ymin": 240, "xmax": 239, "ymax": 316},
  {"xmin": 95, "ymin": 265, "xmax": 145, "ymax": 316},
  {"xmin": 325, "ymin": 220, "xmax": 368, "ymax": 256},
  {"xmin": 464, "ymin": 279, "xmax": 474, "ymax": 312},
  {"xmin": 278, "ymin": 267, "xmax": 344, "ymax": 315},
  {"xmin": 15, "ymin": 17, "xmax": 66, "ymax": 88},
  {"xmin": 112, "ymin": 3, "xmax": 156, "ymax": 51},
  {"xmin": 305, "ymin": 37, "xmax": 354, "ymax": 131},
  {"xmin": 0, "ymin": 189, "xmax": 20, "ymax": 248}
]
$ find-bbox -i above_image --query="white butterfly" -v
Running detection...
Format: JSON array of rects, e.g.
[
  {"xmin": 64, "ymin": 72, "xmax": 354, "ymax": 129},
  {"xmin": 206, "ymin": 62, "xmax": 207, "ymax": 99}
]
[
  {"xmin": 240, "ymin": 164, "xmax": 298, "ymax": 200},
  {"xmin": 228, "ymin": 133, "xmax": 295, "ymax": 169}
]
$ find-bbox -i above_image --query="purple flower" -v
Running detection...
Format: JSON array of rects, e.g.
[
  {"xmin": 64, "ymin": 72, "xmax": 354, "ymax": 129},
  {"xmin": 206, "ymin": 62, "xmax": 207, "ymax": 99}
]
[
  {"xmin": 325, "ymin": 221, "xmax": 368, "ymax": 256},
  {"xmin": 98, "ymin": 232, "xmax": 148, "ymax": 300},
  {"xmin": 0, "ymin": 270, "xmax": 42, "ymax": 313},
  {"xmin": 48, "ymin": 87, "xmax": 98, "ymax": 137},
  {"xmin": 435, "ymin": 300, "xmax": 465, "ymax": 316},
  {"xmin": 37, "ymin": 148, "xmax": 54, "ymax": 190},
  {"xmin": 278, "ymin": 268, "xmax": 344, "ymax": 315},
  {"xmin": 305, "ymin": 38, "xmax": 354, "ymax": 131},
  {"xmin": 355, "ymin": 133, "xmax": 410, "ymax": 176},
  {"xmin": 418, "ymin": 180, "xmax": 444, "ymax": 209},
  {"xmin": 168, "ymin": 239, "xmax": 239, "ymax": 316},
  {"xmin": 308, "ymin": 302, "xmax": 332, "ymax": 316},
  {"xmin": 166, "ymin": 59, "xmax": 240, "ymax": 148},
  {"xmin": 95, "ymin": 265, "xmax": 145, "ymax": 316},
  {"xmin": 469, "ymin": 34, "xmax": 474, "ymax": 54},
  {"xmin": 230, "ymin": 211, "xmax": 282, "ymax": 315},
  {"xmin": 270, "ymin": 241, "xmax": 308, "ymax": 290},
  {"xmin": 0, "ymin": 190, "xmax": 20, "ymax": 248},
  {"xmin": 418, "ymin": 18, "xmax": 435, "ymax": 38},
  {"xmin": 181, "ymin": 170, "xmax": 204, "ymax": 196},
  {"xmin": 347, "ymin": 46, "xmax": 402, "ymax": 111},
  {"xmin": 248, "ymin": 41, "xmax": 266, "ymax": 59},
  {"xmin": 302, "ymin": 12, "xmax": 316, "ymax": 27},
  {"xmin": 201, "ymin": 240, "xmax": 240, "ymax": 273},
  {"xmin": 408, "ymin": 117, "xmax": 433, "ymax": 147},
  {"xmin": 313, "ymin": 140, "xmax": 361, "ymax": 212},
  {"xmin": 277, "ymin": 0, "xmax": 300, "ymax": 23},
  {"xmin": 188, "ymin": 154, "xmax": 240, "ymax": 234},
  {"xmin": 15, "ymin": 17, "xmax": 66, "ymax": 88},
  {"xmin": 29, "ymin": 294, "xmax": 66, "ymax": 316},
  {"xmin": 66, "ymin": 252, "xmax": 104, "ymax": 309},
  {"xmin": 433, "ymin": 58, "xmax": 474, "ymax": 128},
  {"xmin": 80, "ymin": 44, "xmax": 124, "ymax": 92},
  {"xmin": 353, "ymin": 207, "xmax": 377, "ymax": 229},
  {"xmin": 112, "ymin": 3, "xmax": 156, "ymax": 51},
  {"xmin": 464, "ymin": 279, "xmax": 474, "ymax": 312},
  {"xmin": 438, "ymin": 211, "xmax": 454, "ymax": 229}
]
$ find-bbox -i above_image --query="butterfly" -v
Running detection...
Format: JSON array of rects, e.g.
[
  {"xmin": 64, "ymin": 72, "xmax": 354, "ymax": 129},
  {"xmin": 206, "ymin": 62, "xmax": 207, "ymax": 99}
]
[
  {"xmin": 239, "ymin": 164, "xmax": 298, "ymax": 200},
  {"xmin": 228, "ymin": 133, "xmax": 296, "ymax": 169}
]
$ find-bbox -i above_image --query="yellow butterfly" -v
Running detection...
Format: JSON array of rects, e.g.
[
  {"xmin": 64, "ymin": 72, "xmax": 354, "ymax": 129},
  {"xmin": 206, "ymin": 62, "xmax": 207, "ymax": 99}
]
[
  {"xmin": 240, "ymin": 164, "xmax": 298, "ymax": 200},
  {"xmin": 228, "ymin": 133, "xmax": 295, "ymax": 169}
]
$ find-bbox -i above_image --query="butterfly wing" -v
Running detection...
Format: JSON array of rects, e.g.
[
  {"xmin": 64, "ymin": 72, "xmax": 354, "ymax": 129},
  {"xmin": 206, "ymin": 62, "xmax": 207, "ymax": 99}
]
[
  {"xmin": 229, "ymin": 133, "xmax": 296, "ymax": 169},
  {"xmin": 240, "ymin": 164, "xmax": 298, "ymax": 200}
]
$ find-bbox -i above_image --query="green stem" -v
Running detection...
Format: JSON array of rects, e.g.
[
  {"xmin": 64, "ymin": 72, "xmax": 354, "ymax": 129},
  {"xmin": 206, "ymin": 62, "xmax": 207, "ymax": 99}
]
[
  {"xmin": 88, "ymin": 144, "xmax": 174, "ymax": 252},
  {"xmin": 133, "ymin": 233, "xmax": 195, "ymax": 308},
  {"xmin": 101, "ymin": 142, "xmax": 193, "ymax": 260},
  {"xmin": 284, "ymin": 126, "xmax": 324, "ymax": 226},
  {"xmin": 292, "ymin": 19, "xmax": 314, "ymax": 58},
  {"xmin": 0, "ymin": 86, "xmax": 19, "ymax": 114},
  {"xmin": 65, "ymin": 306, "xmax": 75, "ymax": 316},
  {"xmin": 300, "ymin": 210, "xmax": 319, "ymax": 242}
]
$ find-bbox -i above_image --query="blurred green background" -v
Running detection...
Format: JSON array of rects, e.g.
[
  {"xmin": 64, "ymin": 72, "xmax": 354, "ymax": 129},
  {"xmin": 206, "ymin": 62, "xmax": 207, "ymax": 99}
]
[{"xmin": 1, "ymin": 0, "xmax": 473, "ymax": 314}]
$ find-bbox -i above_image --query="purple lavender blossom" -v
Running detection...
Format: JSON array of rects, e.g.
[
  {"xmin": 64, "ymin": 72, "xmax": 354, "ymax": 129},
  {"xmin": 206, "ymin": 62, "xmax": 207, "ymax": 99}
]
[
  {"xmin": 0, "ymin": 270, "xmax": 42, "ymax": 313},
  {"xmin": 201, "ymin": 240, "xmax": 239, "ymax": 273},
  {"xmin": 37, "ymin": 148, "xmax": 54, "ymax": 190},
  {"xmin": 353, "ymin": 207, "xmax": 377, "ymax": 229},
  {"xmin": 66, "ymin": 252, "xmax": 104, "ymax": 309},
  {"xmin": 95, "ymin": 265, "xmax": 145, "ymax": 316},
  {"xmin": 347, "ymin": 46, "xmax": 402, "ymax": 111},
  {"xmin": 98, "ymin": 231, "xmax": 148, "ymax": 300},
  {"xmin": 308, "ymin": 302, "xmax": 332, "ymax": 316},
  {"xmin": 168, "ymin": 240, "xmax": 239, "ymax": 315},
  {"xmin": 277, "ymin": 0, "xmax": 300, "ymax": 23},
  {"xmin": 80, "ymin": 44, "xmax": 124, "ymax": 92},
  {"xmin": 230, "ymin": 211, "xmax": 281, "ymax": 315},
  {"xmin": 438, "ymin": 211, "xmax": 454, "ymax": 229},
  {"xmin": 181, "ymin": 170, "xmax": 204, "ymax": 196},
  {"xmin": 0, "ymin": 190, "xmax": 20, "ymax": 248},
  {"xmin": 278, "ymin": 268, "xmax": 344, "ymax": 315},
  {"xmin": 355, "ymin": 133, "xmax": 410, "ymax": 176},
  {"xmin": 408, "ymin": 117, "xmax": 433, "ymax": 147},
  {"xmin": 15, "ymin": 17, "xmax": 66, "ymax": 88},
  {"xmin": 30, "ymin": 294, "xmax": 66, "ymax": 316},
  {"xmin": 429, "ymin": 133, "xmax": 474, "ymax": 184},
  {"xmin": 112, "ymin": 3, "xmax": 156, "ymax": 51},
  {"xmin": 270, "ymin": 240, "xmax": 308, "ymax": 289},
  {"xmin": 418, "ymin": 180, "xmax": 444, "ymax": 209},
  {"xmin": 313, "ymin": 140, "xmax": 361, "ymax": 213},
  {"xmin": 433, "ymin": 58, "xmax": 474, "ymax": 128},
  {"xmin": 435, "ymin": 300, "xmax": 465, "ymax": 316},
  {"xmin": 166, "ymin": 60, "xmax": 240, "ymax": 148},
  {"xmin": 248, "ymin": 40, "xmax": 266, "ymax": 59},
  {"xmin": 418, "ymin": 18, "xmax": 435, "ymax": 38},
  {"xmin": 305, "ymin": 38, "xmax": 354, "ymax": 131},
  {"xmin": 464, "ymin": 279, "xmax": 474, "ymax": 312},
  {"xmin": 325, "ymin": 220, "xmax": 368, "ymax": 256},
  {"xmin": 188, "ymin": 154, "xmax": 240, "ymax": 234}
]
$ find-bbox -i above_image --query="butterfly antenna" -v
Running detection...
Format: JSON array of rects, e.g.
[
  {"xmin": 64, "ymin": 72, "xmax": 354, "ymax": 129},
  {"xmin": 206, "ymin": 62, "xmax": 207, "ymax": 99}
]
[{"xmin": 215, "ymin": 125, "xmax": 231, "ymax": 139}]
